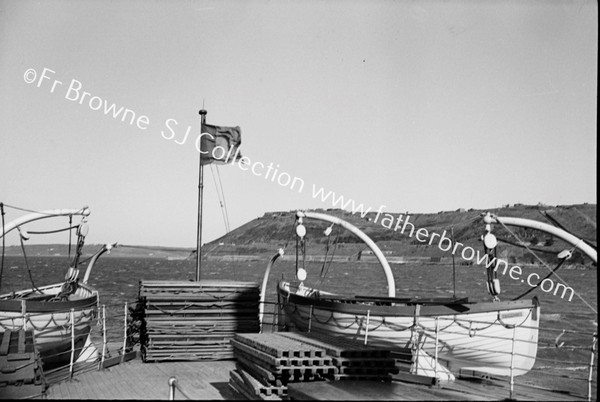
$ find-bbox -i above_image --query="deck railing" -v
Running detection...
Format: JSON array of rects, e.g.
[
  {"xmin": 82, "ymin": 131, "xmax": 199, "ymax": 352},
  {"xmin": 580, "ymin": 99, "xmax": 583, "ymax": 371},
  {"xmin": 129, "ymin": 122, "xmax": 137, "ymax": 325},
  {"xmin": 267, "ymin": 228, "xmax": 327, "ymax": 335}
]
[
  {"xmin": 271, "ymin": 297, "xmax": 598, "ymax": 401},
  {"xmin": 0, "ymin": 298, "xmax": 138, "ymax": 397},
  {"xmin": 2, "ymin": 296, "xmax": 596, "ymax": 400}
]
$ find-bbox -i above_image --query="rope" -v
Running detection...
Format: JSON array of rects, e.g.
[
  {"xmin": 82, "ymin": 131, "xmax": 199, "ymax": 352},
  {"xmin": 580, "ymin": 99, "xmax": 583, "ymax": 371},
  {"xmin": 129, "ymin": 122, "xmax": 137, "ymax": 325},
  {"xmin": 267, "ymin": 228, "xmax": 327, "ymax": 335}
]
[
  {"xmin": 279, "ymin": 214, "xmax": 297, "ymax": 255},
  {"xmin": 209, "ymin": 164, "xmax": 230, "ymax": 233},
  {"xmin": 541, "ymin": 210, "xmax": 596, "ymax": 248},
  {"xmin": 296, "ymin": 305, "xmax": 359, "ymax": 329},
  {"xmin": 496, "ymin": 308, "xmax": 534, "ymax": 329},
  {"xmin": 322, "ymin": 227, "xmax": 340, "ymax": 280},
  {"xmin": 76, "ymin": 244, "xmax": 117, "ymax": 266},
  {"xmin": 496, "ymin": 236, "xmax": 562, "ymax": 255},
  {"xmin": 25, "ymin": 225, "xmax": 79, "ymax": 235},
  {"xmin": 24, "ymin": 308, "xmax": 96, "ymax": 331},
  {"xmin": 495, "ymin": 217, "xmax": 597, "ymax": 315},
  {"xmin": 449, "ymin": 317, "xmax": 499, "ymax": 333},
  {"xmin": 68, "ymin": 215, "xmax": 72, "ymax": 258},
  {"xmin": 215, "ymin": 165, "xmax": 231, "ymax": 233},
  {"xmin": 0, "ymin": 205, "xmax": 80, "ymax": 291},
  {"xmin": 19, "ymin": 229, "xmax": 43, "ymax": 294},
  {"xmin": 318, "ymin": 226, "xmax": 339, "ymax": 286},
  {"xmin": 0, "ymin": 304, "xmax": 97, "ymax": 331},
  {"xmin": 319, "ymin": 228, "xmax": 333, "ymax": 278},
  {"xmin": 295, "ymin": 228, "xmax": 300, "ymax": 276},
  {"xmin": 287, "ymin": 294, "xmax": 537, "ymax": 345},
  {"xmin": 513, "ymin": 258, "xmax": 568, "ymax": 301}
]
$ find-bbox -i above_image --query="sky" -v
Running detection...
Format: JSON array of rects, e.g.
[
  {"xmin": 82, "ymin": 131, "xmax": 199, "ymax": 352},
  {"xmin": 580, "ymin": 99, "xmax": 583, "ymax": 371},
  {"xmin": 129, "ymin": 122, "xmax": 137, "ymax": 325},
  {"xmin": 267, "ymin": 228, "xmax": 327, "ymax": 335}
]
[{"xmin": 0, "ymin": 0, "xmax": 597, "ymax": 248}]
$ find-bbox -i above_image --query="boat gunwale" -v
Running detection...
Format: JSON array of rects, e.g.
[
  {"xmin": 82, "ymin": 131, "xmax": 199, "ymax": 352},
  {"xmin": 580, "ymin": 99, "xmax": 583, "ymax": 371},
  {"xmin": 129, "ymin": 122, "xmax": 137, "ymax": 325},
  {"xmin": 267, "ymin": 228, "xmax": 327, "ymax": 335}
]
[
  {"xmin": 277, "ymin": 280, "xmax": 539, "ymax": 317},
  {"xmin": 0, "ymin": 295, "xmax": 98, "ymax": 312},
  {"xmin": 0, "ymin": 282, "xmax": 99, "ymax": 313}
]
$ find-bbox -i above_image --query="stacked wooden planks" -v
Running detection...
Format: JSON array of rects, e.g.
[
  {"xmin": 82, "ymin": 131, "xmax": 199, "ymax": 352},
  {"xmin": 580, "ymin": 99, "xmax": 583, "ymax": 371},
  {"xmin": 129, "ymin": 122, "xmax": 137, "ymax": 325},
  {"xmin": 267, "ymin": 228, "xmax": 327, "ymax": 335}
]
[
  {"xmin": 0, "ymin": 329, "xmax": 46, "ymax": 399},
  {"xmin": 229, "ymin": 332, "xmax": 398, "ymax": 400},
  {"xmin": 138, "ymin": 280, "xmax": 260, "ymax": 362}
]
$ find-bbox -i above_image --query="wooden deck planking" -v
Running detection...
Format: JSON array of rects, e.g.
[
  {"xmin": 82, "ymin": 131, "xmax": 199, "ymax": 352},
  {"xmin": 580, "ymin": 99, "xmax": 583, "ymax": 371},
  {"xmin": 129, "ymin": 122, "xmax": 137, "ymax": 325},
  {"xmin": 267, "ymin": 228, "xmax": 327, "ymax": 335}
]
[
  {"xmin": 44, "ymin": 358, "xmax": 241, "ymax": 400},
  {"xmin": 43, "ymin": 356, "xmax": 592, "ymax": 401},
  {"xmin": 42, "ymin": 343, "xmax": 593, "ymax": 401},
  {"xmin": 286, "ymin": 381, "xmax": 468, "ymax": 401},
  {"xmin": 287, "ymin": 379, "xmax": 589, "ymax": 401}
]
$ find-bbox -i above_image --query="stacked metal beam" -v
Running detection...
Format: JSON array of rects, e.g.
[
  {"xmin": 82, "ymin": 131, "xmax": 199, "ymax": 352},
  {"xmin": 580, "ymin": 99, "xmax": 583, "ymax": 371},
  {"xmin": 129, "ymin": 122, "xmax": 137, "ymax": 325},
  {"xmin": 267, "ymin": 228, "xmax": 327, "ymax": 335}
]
[
  {"xmin": 229, "ymin": 332, "xmax": 399, "ymax": 400},
  {"xmin": 277, "ymin": 332, "xmax": 399, "ymax": 381},
  {"xmin": 0, "ymin": 329, "xmax": 46, "ymax": 398},
  {"xmin": 138, "ymin": 280, "xmax": 260, "ymax": 361}
]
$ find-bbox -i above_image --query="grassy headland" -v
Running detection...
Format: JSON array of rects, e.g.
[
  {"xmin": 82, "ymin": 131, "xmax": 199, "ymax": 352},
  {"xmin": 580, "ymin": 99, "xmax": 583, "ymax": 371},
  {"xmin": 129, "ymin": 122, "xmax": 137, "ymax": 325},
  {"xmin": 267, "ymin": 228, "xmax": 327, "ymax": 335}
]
[{"xmin": 2, "ymin": 203, "xmax": 596, "ymax": 268}]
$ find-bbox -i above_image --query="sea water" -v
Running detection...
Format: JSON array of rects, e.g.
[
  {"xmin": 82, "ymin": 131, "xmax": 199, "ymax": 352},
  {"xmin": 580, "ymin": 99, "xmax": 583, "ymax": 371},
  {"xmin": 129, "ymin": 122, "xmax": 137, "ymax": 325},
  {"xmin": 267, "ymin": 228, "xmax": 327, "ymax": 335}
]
[{"xmin": 1, "ymin": 255, "xmax": 597, "ymax": 396}]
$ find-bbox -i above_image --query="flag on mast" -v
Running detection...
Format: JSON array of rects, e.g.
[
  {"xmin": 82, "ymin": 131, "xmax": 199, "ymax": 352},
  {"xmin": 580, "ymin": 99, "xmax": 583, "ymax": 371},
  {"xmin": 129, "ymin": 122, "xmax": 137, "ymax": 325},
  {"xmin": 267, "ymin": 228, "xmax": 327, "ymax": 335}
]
[{"xmin": 199, "ymin": 123, "xmax": 242, "ymax": 165}]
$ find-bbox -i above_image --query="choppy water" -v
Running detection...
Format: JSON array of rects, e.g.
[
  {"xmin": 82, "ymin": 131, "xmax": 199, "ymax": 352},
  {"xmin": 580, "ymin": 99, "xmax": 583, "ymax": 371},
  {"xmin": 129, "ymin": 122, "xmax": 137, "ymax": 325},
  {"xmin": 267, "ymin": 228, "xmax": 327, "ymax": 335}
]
[{"xmin": 1, "ymin": 255, "xmax": 597, "ymax": 396}]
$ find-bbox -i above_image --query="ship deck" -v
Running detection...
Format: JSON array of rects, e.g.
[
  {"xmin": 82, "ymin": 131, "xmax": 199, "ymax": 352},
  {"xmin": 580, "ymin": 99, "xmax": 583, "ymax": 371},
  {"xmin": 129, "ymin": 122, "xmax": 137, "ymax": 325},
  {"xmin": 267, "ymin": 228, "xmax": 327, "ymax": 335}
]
[
  {"xmin": 44, "ymin": 358, "xmax": 239, "ymax": 400},
  {"xmin": 43, "ymin": 355, "xmax": 592, "ymax": 401}
]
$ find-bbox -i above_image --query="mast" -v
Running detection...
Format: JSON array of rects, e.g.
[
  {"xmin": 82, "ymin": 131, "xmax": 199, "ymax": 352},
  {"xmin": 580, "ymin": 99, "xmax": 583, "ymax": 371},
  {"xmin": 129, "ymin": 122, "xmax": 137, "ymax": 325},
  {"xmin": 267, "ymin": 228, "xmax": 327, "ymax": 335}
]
[{"xmin": 196, "ymin": 109, "xmax": 207, "ymax": 281}]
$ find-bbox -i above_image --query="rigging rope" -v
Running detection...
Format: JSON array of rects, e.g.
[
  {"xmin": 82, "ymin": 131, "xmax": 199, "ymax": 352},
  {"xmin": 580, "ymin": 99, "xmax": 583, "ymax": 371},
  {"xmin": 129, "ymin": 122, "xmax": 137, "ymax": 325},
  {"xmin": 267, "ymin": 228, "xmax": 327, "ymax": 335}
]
[
  {"xmin": 68, "ymin": 215, "xmax": 72, "ymax": 258},
  {"xmin": 496, "ymin": 236, "xmax": 562, "ymax": 254},
  {"xmin": 319, "ymin": 226, "xmax": 340, "ymax": 285},
  {"xmin": 25, "ymin": 225, "xmax": 79, "ymax": 235},
  {"xmin": 76, "ymin": 244, "xmax": 118, "ymax": 266},
  {"xmin": 282, "ymin": 213, "xmax": 297, "ymax": 251},
  {"xmin": 495, "ymin": 217, "xmax": 597, "ymax": 315},
  {"xmin": 209, "ymin": 164, "xmax": 230, "ymax": 233},
  {"xmin": 18, "ymin": 228, "xmax": 43, "ymax": 294},
  {"xmin": 319, "ymin": 227, "xmax": 334, "ymax": 278},
  {"xmin": 295, "ymin": 227, "xmax": 300, "ymax": 276},
  {"xmin": 215, "ymin": 165, "xmax": 231, "ymax": 233},
  {"xmin": 70, "ymin": 227, "xmax": 85, "ymax": 271},
  {"xmin": 512, "ymin": 258, "xmax": 568, "ymax": 301},
  {"xmin": 0, "ymin": 205, "xmax": 81, "ymax": 292},
  {"xmin": 541, "ymin": 210, "xmax": 596, "ymax": 248}
]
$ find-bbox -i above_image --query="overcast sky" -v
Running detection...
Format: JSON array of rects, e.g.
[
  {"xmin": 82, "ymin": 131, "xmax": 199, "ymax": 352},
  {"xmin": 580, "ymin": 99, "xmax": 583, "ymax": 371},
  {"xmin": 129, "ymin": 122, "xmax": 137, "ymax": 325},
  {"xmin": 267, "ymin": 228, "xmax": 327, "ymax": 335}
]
[{"xmin": 0, "ymin": 0, "xmax": 596, "ymax": 247}]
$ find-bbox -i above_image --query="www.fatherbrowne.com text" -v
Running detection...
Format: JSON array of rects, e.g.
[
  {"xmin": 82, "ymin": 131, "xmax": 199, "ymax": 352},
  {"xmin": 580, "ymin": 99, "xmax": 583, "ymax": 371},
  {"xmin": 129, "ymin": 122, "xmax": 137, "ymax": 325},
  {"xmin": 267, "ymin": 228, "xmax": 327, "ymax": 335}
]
[{"xmin": 24, "ymin": 67, "xmax": 577, "ymax": 302}]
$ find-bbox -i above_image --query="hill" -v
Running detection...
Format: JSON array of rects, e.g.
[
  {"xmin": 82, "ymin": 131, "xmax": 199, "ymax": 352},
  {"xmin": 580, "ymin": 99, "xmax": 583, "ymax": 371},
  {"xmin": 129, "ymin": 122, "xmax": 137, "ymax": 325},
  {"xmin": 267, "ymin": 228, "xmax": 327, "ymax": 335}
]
[
  {"xmin": 2, "ymin": 203, "xmax": 596, "ymax": 266},
  {"xmin": 0, "ymin": 243, "xmax": 194, "ymax": 260},
  {"xmin": 204, "ymin": 203, "xmax": 597, "ymax": 266}
]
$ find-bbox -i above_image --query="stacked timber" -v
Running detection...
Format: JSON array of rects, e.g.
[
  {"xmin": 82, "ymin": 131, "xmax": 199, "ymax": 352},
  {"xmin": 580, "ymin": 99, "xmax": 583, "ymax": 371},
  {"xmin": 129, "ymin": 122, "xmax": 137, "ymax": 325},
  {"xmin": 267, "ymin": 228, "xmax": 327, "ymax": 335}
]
[
  {"xmin": 0, "ymin": 329, "xmax": 46, "ymax": 399},
  {"xmin": 138, "ymin": 280, "xmax": 260, "ymax": 361},
  {"xmin": 229, "ymin": 332, "xmax": 398, "ymax": 400}
]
